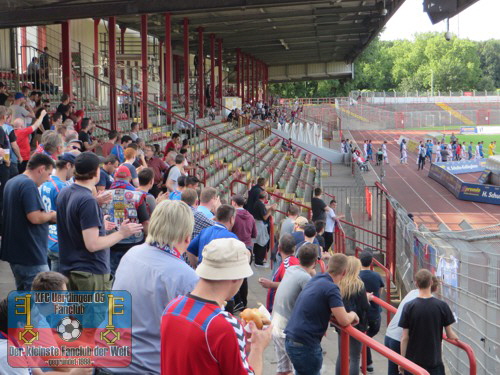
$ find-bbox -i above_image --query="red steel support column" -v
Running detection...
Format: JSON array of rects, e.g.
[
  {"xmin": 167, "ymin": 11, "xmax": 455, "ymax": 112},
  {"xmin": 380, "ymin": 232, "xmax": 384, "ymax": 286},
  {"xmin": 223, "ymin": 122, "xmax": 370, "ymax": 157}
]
[
  {"xmin": 159, "ymin": 41, "xmax": 163, "ymax": 101},
  {"xmin": 246, "ymin": 54, "xmax": 250, "ymax": 104},
  {"xmin": 140, "ymin": 15, "xmax": 148, "ymax": 129},
  {"xmin": 183, "ymin": 18, "xmax": 189, "ymax": 117},
  {"xmin": 37, "ymin": 26, "xmax": 46, "ymax": 50},
  {"xmin": 93, "ymin": 19, "xmax": 99, "ymax": 100},
  {"xmin": 251, "ymin": 56, "xmax": 255, "ymax": 103},
  {"xmin": 240, "ymin": 53, "xmax": 245, "ymax": 104},
  {"xmin": 108, "ymin": 17, "xmax": 117, "ymax": 131},
  {"xmin": 61, "ymin": 21, "xmax": 72, "ymax": 97},
  {"xmin": 120, "ymin": 26, "xmax": 126, "ymax": 85},
  {"xmin": 164, "ymin": 13, "xmax": 172, "ymax": 123},
  {"xmin": 253, "ymin": 57, "xmax": 257, "ymax": 103},
  {"xmin": 197, "ymin": 27, "xmax": 204, "ymax": 118},
  {"xmin": 210, "ymin": 34, "xmax": 215, "ymax": 108},
  {"xmin": 175, "ymin": 55, "xmax": 180, "ymax": 97},
  {"xmin": 236, "ymin": 49, "xmax": 241, "ymax": 98},
  {"xmin": 217, "ymin": 38, "xmax": 223, "ymax": 110},
  {"xmin": 20, "ymin": 27, "xmax": 27, "ymax": 73}
]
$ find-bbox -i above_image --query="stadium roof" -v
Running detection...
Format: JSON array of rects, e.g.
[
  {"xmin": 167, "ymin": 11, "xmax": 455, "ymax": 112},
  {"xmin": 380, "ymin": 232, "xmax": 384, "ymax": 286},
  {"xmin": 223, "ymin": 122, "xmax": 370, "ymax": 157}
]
[{"xmin": 0, "ymin": 0, "xmax": 406, "ymax": 66}]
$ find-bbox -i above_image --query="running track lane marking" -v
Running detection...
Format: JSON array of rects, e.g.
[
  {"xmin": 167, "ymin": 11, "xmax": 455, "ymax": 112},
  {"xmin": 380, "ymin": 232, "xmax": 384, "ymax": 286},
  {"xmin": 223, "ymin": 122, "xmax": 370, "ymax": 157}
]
[{"xmin": 356, "ymin": 129, "xmax": 500, "ymax": 228}]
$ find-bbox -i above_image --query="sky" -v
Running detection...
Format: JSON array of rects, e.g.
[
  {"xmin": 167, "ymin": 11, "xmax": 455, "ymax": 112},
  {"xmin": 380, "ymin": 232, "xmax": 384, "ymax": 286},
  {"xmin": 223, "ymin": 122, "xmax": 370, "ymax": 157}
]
[{"xmin": 380, "ymin": 0, "xmax": 500, "ymax": 41}]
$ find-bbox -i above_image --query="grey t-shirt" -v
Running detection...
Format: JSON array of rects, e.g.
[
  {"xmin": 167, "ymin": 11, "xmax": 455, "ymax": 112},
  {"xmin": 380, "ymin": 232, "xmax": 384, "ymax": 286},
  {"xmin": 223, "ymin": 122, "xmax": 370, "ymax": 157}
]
[
  {"xmin": 10, "ymin": 104, "xmax": 30, "ymax": 122},
  {"xmin": 167, "ymin": 165, "xmax": 181, "ymax": 190},
  {"xmin": 272, "ymin": 265, "xmax": 311, "ymax": 330},
  {"xmin": 280, "ymin": 217, "xmax": 295, "ymax": 239}
]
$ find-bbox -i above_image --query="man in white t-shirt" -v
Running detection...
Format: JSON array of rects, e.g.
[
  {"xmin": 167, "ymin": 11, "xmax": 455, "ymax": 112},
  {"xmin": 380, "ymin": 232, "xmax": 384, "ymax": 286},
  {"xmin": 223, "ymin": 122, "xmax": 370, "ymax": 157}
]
[
  {"xmin": 271, "ymin": 244, "xmax": 317, "ymax": 375},
  {"xmin": 323, "ymin": 199, "xmax": 338, "ymax": 252}
]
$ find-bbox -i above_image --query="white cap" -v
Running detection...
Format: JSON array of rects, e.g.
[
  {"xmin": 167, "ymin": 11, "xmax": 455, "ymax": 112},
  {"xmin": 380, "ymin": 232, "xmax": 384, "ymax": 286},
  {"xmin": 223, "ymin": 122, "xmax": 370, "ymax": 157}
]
[{"xmin": 196, "ymin": 238, "xmax": 253, "ymax": 280}]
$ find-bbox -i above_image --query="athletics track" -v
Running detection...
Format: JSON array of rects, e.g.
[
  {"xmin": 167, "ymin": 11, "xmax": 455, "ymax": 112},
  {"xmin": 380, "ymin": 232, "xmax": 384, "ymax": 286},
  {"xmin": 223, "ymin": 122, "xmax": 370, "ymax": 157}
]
[{"xmin": 350, "ymin": 130, "xmax": 500, "ymax": 231}]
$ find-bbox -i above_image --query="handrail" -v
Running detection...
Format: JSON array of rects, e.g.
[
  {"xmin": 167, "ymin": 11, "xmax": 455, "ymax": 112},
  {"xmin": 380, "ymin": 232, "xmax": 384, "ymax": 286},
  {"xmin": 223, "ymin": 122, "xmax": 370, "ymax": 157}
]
[
  {"xmin": 337, "ymin": 324, "xmax": 429, "ymax": 375},
  {"xmin": 184, "ymin": 164, "xmax": 208, "ymax": 186},
  {"xmin": 229, "ymin": 179, "xmax": 313, "ymax": 220},
  {"xmin": 370, "ymin": 298, "xmax": 477, "ymax": 375},
  {"xmin": 216, "ymin": 99, "xmax": 335, "ymax": 176},
  {"xmin": 354, "ymin": 246, "xmax": 392, "ymax": 324},
  {"xmin": 340, "ymin": 219, "xmax": 387, "ymax": 239}
]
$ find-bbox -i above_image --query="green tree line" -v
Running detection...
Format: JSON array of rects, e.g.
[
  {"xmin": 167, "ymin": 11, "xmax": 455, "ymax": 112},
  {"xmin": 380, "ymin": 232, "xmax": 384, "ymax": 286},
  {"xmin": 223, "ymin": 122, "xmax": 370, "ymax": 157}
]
[{"xmin": 269, "ymin": 33, "xmax": 500, "ymax": 97}]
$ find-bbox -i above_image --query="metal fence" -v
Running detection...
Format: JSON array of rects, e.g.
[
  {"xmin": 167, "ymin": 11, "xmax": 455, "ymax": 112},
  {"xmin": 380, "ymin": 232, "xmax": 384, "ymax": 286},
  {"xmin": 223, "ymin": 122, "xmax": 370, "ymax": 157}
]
[{"xmin": 389, "ymin": 193, "xmax": 499, "ymax": 375}]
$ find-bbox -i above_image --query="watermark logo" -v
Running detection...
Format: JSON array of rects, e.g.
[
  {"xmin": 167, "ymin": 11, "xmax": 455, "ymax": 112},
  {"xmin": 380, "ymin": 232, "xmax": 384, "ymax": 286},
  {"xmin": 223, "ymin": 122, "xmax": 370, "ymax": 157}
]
[{"xmin": 7, "ymin": 290, "xmax": 132, "ymax": 368}]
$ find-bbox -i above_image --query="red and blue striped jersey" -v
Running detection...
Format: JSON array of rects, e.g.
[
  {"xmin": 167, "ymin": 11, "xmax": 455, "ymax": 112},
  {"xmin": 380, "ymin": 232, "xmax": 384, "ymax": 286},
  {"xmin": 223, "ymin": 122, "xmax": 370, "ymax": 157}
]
[
  {"xmin": 161, "ymin": 294, "xmax": 254, "ymax": 375},
  {"xmin": 266, "ymin": 255, "xmax": 300, "ymax": 312}
]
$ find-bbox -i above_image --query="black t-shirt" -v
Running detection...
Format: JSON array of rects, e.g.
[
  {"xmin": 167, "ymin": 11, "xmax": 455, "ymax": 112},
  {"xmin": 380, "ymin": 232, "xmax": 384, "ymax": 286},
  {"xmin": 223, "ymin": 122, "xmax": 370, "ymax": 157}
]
[
  {"xmin": 0, "ymin": 93, "xmax": 8, "ymax": 106},
  {"xmin": 253, "ymin": 200, "xmax": 267, "ymax": 221},
  {"xmin": 96, "ymin": 168, "xmax": 113, "ymax": 189},
  {"xmin": 311, "ymin": 197, "xmax": 327, "ymax": 222},
  {"xmin": 341, "ymin": 287, "xmax": 370, "ymax": 332},
  {"xmin": 245, "ymin": 185, "xmax": 264, "ymax": 216},
  {"xmin": 57, "ymin": 184, "xmax": 109, "ymax": 275},
  {"xmin": 0, "ymin": 126, "xmax": 9, "ymax": 149},
  {"xmin": 399, "ymin": 297, "xmax": 455, "ymax": 369},
  {"xmin": 359, "ymin": 269, "xmax": 385, "ymax": 319},
  {"xmin": 35, "ymin": 108, "xmax": 51, "ymax": 134},
  {"xmin": 56, "ymin": 103, "xmax": 68, "ymax": 121},
  {"xmin": 0, "ymin": 174, "xmax": 49, "ymax": 266},
  {"xmin": 78, "ymin": 131, "xmax": 91, "ymax": 150}
]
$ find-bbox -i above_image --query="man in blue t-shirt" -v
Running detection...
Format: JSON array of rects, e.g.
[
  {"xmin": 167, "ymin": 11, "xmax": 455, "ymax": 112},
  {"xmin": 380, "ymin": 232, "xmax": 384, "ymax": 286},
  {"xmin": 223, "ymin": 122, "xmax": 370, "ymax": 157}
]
[
  {"xmin": 96, "ymin": 154, "xmax": 118, "ymax": 192},
  {"xmin": 0, "ymin": 154, "xmax": 56, "ymax": 290},
  {"xmin": 187, "ymin": 204, "xmax": 238, "ymax": 266},
  {"xmin": 39, "ymin": 153, "xmax": 75, "ymax": 273},
  {"xmin": 56, "ymin": 152, "xmax": 143, "ymax": 292},
  {"xmin": 110, "ymin": 135, "xmax": 132, "ymax": 163},
  {"xmin": 284, "ymin": 253, "xmax": 359, "ymax": 375},
  {"xmin": 359, "ymin": 249, "xmax": 385, "ymax": 373}
]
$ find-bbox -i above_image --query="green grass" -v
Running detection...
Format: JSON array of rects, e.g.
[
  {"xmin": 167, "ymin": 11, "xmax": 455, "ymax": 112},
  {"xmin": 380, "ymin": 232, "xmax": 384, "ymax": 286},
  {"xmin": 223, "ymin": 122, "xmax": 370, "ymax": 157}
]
[
  {"xmin": 444, "ymin": 134, "xmax": 500, "ymax": 146},
  {"xmin": 400, "ymin": 124, "xmax": 500, "ymax": 132}
]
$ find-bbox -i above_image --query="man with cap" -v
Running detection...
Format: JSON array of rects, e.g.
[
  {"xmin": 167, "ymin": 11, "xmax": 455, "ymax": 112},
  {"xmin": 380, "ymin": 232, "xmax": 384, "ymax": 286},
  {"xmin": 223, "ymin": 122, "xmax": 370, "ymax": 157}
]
[
  {"xmin": 57, "ymin": 152, "xmax": 143, "ymax": 291},
  {"xmin": 101, "ymin": 164, "xmax": 150, "ymax": 275},
  {"xmin": 161, "ymin": 237, "xmax": 272, "ymax": 375},
  {"xmin": 39, "ymin": 152, "xmax": 75, "ymax": 272},
  {"xmin": 9, "ymin": 92, "xmax": 35, "ymax": 122}
]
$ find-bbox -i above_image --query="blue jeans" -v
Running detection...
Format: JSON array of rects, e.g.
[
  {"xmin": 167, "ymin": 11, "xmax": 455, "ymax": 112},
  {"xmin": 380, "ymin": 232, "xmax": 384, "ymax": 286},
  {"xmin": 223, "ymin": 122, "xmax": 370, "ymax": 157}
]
[
  {"xmin": 10, "ymin": 263, "xmax": 50, "ymax": 291},
  {"xmin": 335, "ymin": 333, "xmax": 362, "ymax": 375},
  {"xmin": 384, "ymin": 336, "xmax": 401, "ymax": 375},
  {"xmin": 48, "ymin": 251, "xmax": 60, "ymax": 273},
  {"xmin": 285, "ymin": 337, "xmax": 322, "ymax": 375}
]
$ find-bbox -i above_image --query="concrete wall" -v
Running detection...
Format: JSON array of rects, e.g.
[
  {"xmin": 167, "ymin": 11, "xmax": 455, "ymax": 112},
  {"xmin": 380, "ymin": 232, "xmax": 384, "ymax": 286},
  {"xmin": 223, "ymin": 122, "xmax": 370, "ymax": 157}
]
[{"xmin": 273, "ymin": 128, "xmax": 344, "ymax": 163}]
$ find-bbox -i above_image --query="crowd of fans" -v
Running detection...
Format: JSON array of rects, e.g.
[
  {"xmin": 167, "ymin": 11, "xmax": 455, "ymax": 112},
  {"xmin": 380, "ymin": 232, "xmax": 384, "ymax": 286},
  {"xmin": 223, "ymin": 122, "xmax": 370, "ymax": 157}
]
[{"xmin": 0, "ymin": 88, "xmax": 459, "ymax": 375}]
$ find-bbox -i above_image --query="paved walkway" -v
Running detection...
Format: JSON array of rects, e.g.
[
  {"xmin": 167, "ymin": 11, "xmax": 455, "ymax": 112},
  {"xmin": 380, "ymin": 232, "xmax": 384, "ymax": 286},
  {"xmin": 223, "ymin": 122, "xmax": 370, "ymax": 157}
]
[{"xmin": 0, "ymin": 260, "xmax": 389, "ymax": 374}]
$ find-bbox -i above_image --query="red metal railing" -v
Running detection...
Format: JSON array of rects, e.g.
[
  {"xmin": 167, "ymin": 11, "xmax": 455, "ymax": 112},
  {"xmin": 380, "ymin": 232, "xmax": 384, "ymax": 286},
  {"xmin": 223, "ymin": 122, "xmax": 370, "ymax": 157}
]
[
  {"xmin": 370, "ymin": 296, "xmax": 477, "ymax": 375},
  {"xmin": 337, "ymin": 219, "xmax": 386, "ymax": 254},
  {"xmin": 334, "ymin": 224, "xmax": 346, "ymax": 254},
  {"xmin": 229, "ymin": 179, "xmax": 313, "ymax": 220},
  {"xmin": 184, "ymin": 165, "xmax": 208, "ymax": 186},
  {"xmin": 354, "ymin": 246, "xmax": 392, "ymax": 324},
  {"xmin": 337, "ymin": 324, "xmax": 429, "ymax": 375}
]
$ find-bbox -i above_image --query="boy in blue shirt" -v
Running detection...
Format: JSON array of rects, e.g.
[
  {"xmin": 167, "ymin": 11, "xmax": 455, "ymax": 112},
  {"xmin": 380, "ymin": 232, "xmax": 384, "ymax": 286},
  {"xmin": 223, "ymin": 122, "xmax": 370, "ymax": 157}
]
[{"xmin": 39, "ymin": 153, "xmax": 75, "ymax": 272}]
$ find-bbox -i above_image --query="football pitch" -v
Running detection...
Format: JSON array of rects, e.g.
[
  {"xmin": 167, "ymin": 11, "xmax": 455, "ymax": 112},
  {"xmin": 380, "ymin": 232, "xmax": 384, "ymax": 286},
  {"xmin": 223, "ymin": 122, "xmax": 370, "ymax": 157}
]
[{"xmin": 444, "ymin": 133, "xmax": 500, "ymax": 147}]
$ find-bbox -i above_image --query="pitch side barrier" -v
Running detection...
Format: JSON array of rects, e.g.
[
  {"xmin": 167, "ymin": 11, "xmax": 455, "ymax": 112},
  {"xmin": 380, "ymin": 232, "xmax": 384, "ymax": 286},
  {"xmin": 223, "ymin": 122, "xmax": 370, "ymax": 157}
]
[{"xmin": 428, "ymin": 160, "xmax": 500, "ymax": 205}]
